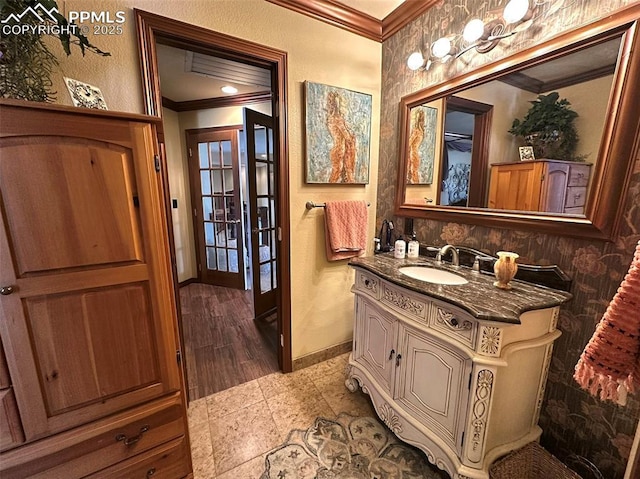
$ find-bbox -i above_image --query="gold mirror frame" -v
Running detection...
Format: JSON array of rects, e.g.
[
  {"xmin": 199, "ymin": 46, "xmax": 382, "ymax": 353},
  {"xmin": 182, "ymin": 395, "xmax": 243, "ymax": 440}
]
[{"xmin": 395, "ymin": 6, "xmax": 640, "ymax": 241}]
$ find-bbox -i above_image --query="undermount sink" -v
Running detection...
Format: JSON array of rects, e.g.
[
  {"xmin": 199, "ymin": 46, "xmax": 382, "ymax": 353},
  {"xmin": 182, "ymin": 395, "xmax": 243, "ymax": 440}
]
[{"xmin": 399, "ymin": 266, "xmax": 469, "ymax": 285}]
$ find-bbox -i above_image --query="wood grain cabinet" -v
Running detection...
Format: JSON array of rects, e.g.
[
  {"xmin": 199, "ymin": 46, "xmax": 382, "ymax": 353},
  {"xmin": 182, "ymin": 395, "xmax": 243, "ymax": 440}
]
[
  {"xmin": 347, "ymin": 267, "xmax": 562, "ymax": 479},
  {"xmin": 487, "ymin": 159, "xmax": 591, "ymax": 214},
  {"xmin": 0, "ymin": 100, "xmax": 192, "ymax": 478}
]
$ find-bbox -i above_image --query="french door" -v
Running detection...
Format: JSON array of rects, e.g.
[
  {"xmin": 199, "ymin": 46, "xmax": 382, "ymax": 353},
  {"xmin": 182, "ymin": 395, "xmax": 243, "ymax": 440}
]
[
  {"xmin": 243, "ymin": 109, "xmax": 278, "ymax": 319},
  {"xmin": 187, "ymin": 128, "xmax": 244, "ymax": 289}
]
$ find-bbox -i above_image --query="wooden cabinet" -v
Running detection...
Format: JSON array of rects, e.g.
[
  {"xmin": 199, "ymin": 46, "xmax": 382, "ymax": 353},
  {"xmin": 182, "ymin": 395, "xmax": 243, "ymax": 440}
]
[
  {"xmin": 347, "ymin": 267, "xmax": 562, "ymax": 479},
  {"xmin": 0, "ymin": 100, "xmax": 191, "ymax": 477},
  {"xmin": 488, "ymin": 159, "xmax": 591, "ymax": 214}
]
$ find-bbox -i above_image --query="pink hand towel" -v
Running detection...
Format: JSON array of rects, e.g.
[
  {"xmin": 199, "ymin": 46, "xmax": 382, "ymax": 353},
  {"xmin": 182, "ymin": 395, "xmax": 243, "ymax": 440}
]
[
  {"xmin": 324, "ymin": 200, "xmax": 368, "ymax": 261},
  {"xmin": 574, "ymin": 240, "xmax": 640, "ymax": 404}
]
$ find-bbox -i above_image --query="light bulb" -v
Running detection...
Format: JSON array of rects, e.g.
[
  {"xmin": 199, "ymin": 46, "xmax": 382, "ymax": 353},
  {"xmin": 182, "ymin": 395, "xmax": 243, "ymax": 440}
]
[
  {"xmin": 503, "ymin": 0, "xmax": 530, "ymax": 24},
  {"xmin": 407, "ymin": 51, "xmax": 425, "ymax": 70},
  {"xmin": 221, "ymin": 85, "xmax": 238, "ymax": 94},
  {"xmin": 463, "ymin": 18, "xmax": 485, "ymax": 43},
  {"xmin": 432, "ymin": 37, "xmax": 452, "ymax": 59}
]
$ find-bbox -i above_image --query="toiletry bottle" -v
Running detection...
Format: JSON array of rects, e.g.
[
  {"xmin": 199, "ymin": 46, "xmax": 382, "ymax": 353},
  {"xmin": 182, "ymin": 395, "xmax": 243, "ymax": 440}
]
[
  {"xmin": 394, "ymin": 239, "xmax": 406, "ymax": 259},
  {"xmin": 407, "ymin": 233, "xmax": 419, "ymax": 258}
]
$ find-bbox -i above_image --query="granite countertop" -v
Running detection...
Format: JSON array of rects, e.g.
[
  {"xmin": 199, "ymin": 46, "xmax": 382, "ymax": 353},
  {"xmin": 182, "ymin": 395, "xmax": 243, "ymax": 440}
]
[{"xmin": 349, "ymin": 254, "xmax": 573, "ymax": 324}]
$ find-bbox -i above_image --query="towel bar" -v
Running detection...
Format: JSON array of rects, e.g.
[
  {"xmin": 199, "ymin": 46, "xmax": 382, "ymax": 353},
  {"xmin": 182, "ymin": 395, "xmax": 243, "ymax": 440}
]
[{"xmin": 306, "ymin": 201, "xmax": 370, "ymax": 210}]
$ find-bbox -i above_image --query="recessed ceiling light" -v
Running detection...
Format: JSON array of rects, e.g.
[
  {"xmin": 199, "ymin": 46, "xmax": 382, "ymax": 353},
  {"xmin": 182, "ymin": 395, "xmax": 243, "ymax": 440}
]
[{"xmin": 221, "ymin": 85, "xmax": 238, "ymax": 94}]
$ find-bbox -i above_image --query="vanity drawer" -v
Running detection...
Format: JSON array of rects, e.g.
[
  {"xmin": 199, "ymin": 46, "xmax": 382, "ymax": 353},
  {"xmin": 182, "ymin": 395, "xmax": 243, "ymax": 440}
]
[
  {"xmin": 0, "ymin": 394, "xmax": 185, "ymax": 478},
  {"xmin": 355, "ymin": 269, "xmax": 380, "ymax": 300},
  {"xmin": 87, "ymin": 437, "xmax": 190, "ymax": 479},
  {"xmin": 428, "ymin": 301, "xmax": 477, "ymax": 349},
  {"xmin": 567, "ymin": 164, "xmax": 591, "ymax": 186},
  {"xmin": 565, "ymin": 186, "xmax": 587, "ymax": 207},
  {"xmin": 381, "ymin": 282, "xmax": 428, "ymax": 323}
]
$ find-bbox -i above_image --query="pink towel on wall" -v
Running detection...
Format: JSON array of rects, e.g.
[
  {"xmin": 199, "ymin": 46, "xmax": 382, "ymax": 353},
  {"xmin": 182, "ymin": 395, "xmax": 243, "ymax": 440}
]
[
  {"xmin": 324, "ymin": 200, "xmax": 368, "ymax": 261},
  {"xmin": 574, "ymin": 240, "xmax": 640, "ymax": 404}
]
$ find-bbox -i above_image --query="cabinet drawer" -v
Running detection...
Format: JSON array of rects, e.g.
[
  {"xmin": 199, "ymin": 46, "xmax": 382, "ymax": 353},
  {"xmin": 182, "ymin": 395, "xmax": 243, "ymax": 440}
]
[
  {"xmin": 565, "ymin": 186, "xmax": 587, "ymax": 207},
  {"xmin": 0, "ymin": 394, "xmax": 185, "ymax": 479},
  {"xmin": 87, "ymin": 437, "xmax": 190, "ymax": 479},
  {"xmin": 428, "ymin": 302, "xmax": 477, "ymax": 350},
  {"xmin": 354, "ymin": 269, "xmax": 380, "ymax": 300},
  {"xmin": 381, "ymin": 282, "xmax": 429, "ymax": 323},
  {"xmin": 0, "ymin": 389, "xmax": 25, "ymax": 452},
  {"xmin": 568, "ymin": 165, "xmax": 590, "ymax": 186}
]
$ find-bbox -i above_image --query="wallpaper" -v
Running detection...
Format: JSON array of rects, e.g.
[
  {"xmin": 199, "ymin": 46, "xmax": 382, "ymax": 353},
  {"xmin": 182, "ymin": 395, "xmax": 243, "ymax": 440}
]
[{"xmin": 379, "ymin": 1, "xmax": 640, "ymax": 478}]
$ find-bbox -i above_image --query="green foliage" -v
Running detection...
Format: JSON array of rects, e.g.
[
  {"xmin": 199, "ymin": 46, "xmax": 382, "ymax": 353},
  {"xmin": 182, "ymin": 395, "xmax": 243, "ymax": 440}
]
[
  {"xmin": 509, "ymin": 92, "xmax": 582, "ymax": 161},
  {"xmin": 0, "ymin": 0, "xmax": 110, "ymax": 102}
]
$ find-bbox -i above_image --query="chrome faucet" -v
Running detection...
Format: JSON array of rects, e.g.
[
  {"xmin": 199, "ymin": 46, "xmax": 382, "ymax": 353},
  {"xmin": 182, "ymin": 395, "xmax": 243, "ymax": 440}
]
[{"xmin": 437, "ymin": 245, "xmax": 460, "ymax": 268}]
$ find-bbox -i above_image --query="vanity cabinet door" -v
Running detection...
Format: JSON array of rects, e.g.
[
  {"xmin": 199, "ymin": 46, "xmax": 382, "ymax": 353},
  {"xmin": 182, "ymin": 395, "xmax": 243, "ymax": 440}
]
[
  {"xmin": 353, "ymin": 297, "xmax": 397, "ymax": 395},
  {"xmin": 395, "ymin": 323, "xmax": 472, "ymax": 455}
]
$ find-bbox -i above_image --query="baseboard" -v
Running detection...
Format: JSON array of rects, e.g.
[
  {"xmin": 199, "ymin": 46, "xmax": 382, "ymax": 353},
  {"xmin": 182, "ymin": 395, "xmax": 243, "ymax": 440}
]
[
  {"xmin": 292, "ymin": 340, "xmax": 352, "ymax": 371},
  {"xmin": 178, "ymin": 278, "xmax": 197, "ymax": 288}
]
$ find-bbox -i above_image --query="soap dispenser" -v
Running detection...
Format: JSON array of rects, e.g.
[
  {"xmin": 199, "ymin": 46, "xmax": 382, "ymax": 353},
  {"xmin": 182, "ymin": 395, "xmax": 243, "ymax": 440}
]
[{"xmin": 407, "ymin": 233, "xmax": 419, "ymax": 258}]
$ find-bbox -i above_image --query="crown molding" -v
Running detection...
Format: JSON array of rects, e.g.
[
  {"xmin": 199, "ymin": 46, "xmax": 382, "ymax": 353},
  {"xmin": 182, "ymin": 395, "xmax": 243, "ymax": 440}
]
[
  {"xmin": 162, "ymin": 91, "xmax": 272, "ymax": 112},
  {"xmin": 266, "ymin": 0, "xmax": 434, "ymax": 43},
  {"xmin": 266, "ymin": 0, "xmax": 381, "ymax": 41}
]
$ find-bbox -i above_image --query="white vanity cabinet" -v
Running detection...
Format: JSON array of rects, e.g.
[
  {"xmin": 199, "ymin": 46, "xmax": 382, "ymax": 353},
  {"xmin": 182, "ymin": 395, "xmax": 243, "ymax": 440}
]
[{"xmin": 346, "ymin": 266, "xmax": 563, "ymax": 479}]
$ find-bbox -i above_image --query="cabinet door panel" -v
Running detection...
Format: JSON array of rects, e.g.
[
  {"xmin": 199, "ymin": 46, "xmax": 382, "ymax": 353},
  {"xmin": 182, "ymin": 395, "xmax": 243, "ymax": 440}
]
[
  {"xmin": 354, "ymin": 298, "xmax": 396, "ymax": 394},
  {"xmin": 26, "ymin": 285, "xmax": 158, "ymax": 414},
  {"xmin": 1, "ymin": 140, "xmax": 142, "ymax": 275},
  {"xmin": 0, "ymin": 106, "xmax": 181, "ymax": 441},
  {"xmin": 397, "ymin": 325, "xmax": 471, "ymax": 453}
]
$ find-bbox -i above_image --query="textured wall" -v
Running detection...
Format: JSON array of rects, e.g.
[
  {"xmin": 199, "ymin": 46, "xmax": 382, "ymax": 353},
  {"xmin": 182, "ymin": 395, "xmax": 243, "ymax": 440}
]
[{"xmin": 379, "ymin": 1, "xmax": 639, "ymax": 477}]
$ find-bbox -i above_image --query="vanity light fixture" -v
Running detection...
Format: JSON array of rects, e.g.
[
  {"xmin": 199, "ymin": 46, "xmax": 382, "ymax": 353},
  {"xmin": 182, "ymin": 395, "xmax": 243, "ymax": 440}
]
[
  {"xmin": 407, "ymin": 0, "xmax": 537, "ymax": 71},
  {"xmin": 221, "ymin": 85, "xmax": 238, "ymax": 94}
]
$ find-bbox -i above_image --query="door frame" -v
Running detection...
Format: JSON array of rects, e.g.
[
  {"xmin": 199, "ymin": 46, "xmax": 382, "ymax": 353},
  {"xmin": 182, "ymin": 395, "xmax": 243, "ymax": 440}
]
[{"xmin": 135, "ymin": 9, "xmax": 292, "ymax": 373}]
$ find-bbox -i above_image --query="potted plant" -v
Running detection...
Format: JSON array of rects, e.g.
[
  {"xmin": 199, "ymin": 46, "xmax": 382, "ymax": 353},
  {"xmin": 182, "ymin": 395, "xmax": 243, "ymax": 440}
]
[
  {"xmin": 0, "ymin": 0, "xmax": 109, "ymax": 102},
  {"xmin": 508, "ymin": 91, "xmax": 582, "ymax": 161}
]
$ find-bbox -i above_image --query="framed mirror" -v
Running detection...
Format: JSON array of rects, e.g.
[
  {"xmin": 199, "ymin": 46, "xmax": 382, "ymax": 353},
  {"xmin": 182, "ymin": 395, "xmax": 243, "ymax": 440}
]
[{"xmin": 395, "ymin": 7, "xmax": 640, "ymax": 241}]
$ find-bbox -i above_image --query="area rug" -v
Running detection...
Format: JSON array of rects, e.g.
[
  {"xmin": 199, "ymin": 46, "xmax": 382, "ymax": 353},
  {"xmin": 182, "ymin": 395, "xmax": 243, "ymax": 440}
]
[{"xmin": 260, "ymin": 412, "xmax": 449, "ymax": 479}]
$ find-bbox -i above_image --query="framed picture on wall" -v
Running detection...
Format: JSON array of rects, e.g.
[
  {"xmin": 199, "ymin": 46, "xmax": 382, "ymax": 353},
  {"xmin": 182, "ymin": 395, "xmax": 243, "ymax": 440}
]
[
  {"xmin": 519, "ymin": 146, "xmax": 535, "ymax": 161},
  {"xmin": 304, "ymin": 81, "xmax": 372, "ymax": 184}
]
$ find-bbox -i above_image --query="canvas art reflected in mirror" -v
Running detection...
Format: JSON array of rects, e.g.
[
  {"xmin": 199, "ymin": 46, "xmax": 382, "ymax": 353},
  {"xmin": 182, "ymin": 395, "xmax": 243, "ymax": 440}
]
[
  {"xmin": 406, "ymin": 105, "xmax": 439, "ymax": 185},
  {"xmin": 304, "ymin": 81, "xmax": 371, "ymax": 184}
]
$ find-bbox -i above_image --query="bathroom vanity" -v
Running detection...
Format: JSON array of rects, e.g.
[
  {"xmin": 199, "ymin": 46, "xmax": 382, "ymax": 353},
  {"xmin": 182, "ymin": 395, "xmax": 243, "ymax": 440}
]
[{"xmin": 346, "ymin": 254, "xmax": 572, "ymax": 479}]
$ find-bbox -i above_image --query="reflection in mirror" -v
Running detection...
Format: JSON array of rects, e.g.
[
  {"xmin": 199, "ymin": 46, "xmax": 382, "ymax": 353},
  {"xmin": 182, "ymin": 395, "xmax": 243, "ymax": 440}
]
[
  {"xmin": 396, "ymin": 9, "xmax": 640, "ymax": 240},
  {"xmin": 404, "ymin": 36, "xmax": 618, "ymax": 215}
]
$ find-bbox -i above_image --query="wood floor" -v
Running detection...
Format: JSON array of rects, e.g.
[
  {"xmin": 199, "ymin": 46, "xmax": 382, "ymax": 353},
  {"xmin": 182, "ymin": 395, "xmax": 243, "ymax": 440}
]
[{"xmin": 179, "ymin": 283, "xmax": 279, "ymax": 401}]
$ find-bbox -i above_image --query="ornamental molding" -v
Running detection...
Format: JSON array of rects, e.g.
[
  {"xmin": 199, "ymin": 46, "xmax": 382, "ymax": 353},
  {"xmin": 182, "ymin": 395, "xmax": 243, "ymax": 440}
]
[
  {"xmin": 468, "ymin": 369, "xmax": 494, "ymax": 463},
  {"xmin": 479, "ymin": 326, "xmax": 503, "ymax": 356},
  {"xmin": 550, "ymin": 307, "xmax": 560, "ymax": 332},
  {"xmin": 436, "ymin": 307, "xmax": 472, "ymax": 332},
  {"xmin": 535, "ymin": 344, "xmax": 555, "ymax": 425},
  {"xmin": 379, "ymin": 403, "xmax": 403, "ymax": 434},
  {"xmin": 361, "ymin": 274, "xmax": 378, "ymax": 294},
  {"xmin": 383, "ymin": 288, "xmax": 425, "ymax": 316}
]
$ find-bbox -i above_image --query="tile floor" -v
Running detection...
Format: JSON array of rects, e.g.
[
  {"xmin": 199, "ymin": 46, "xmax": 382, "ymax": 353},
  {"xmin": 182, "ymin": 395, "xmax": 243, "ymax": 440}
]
[{"xmin": 187, "ymin": 353, "xmax": 377, "ymax": 478}]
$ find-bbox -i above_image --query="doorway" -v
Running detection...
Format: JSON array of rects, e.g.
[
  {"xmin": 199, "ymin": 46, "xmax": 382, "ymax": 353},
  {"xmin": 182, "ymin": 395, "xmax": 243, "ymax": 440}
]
[
  {"xmin": 135, "ymin": 10, "xmax": 292, "ymax": 393},
  {"xmin": 441, "ymin": 96, "xmax": 493, "ymax": 207}
]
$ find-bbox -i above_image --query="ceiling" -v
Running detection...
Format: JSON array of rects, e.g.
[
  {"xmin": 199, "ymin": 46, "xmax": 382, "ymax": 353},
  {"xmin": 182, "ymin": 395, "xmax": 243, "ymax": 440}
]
[{"xmin": 157, "ymin": 0, "xmax": 406, "ymax": 104}]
